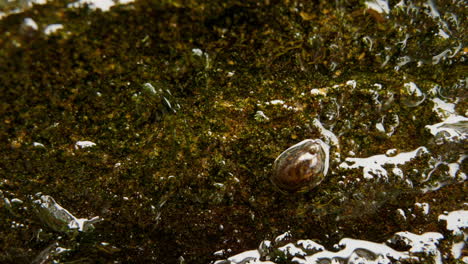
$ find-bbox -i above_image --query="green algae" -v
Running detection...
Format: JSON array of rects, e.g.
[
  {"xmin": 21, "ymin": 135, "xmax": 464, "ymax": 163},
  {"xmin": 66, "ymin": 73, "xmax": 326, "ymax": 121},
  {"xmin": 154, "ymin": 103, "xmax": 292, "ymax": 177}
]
[{"xmin": 0, "ymin": 0, "xmax": 466, "ymax": 263}]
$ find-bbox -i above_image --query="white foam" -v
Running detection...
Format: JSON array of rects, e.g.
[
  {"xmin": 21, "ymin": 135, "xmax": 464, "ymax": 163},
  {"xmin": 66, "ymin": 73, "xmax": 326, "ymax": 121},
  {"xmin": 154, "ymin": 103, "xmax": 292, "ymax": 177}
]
[
  {"xmin": 415, "ymin": 202, "xmax": 430, "ymax": 215},
  {"xmin": 254, "ymin": 111, "xmax": 269, "ymax": 121},
  {"xmin": 345, "ymin": 80, "xmax": 356, "ymax": 89},
  {"xmin": 425, "ymin": 115, "xmax": 468, "ymax": 143},
  {"xmin": 44, "ymin": 24, "xmax": 63, "ymax": 35},
  {"xmin": 310, "ymin": 88, "xmax": 326, "ymax": 96},
  {"xmin": 264, "ymin": 100, "xmax": 298, "ymax": 111},
  {"xmin": 391, "ymin": 231, "xmax": 443, "ymax": 254},
  {"xmin": 296, "ymin": 240, "xmax": 324, "ymax": 251},
  {"xmin": 439, "ymin": 210, "xmax": 468, "ymax": 236},
  {"xmin": 216, "ymin": 227, "xmax": 464, "ymax": 264},
  {"xmin": 269, "ymin": 100, "xmax": 285, "ymax": 105},
  {"xmin": 396, "ymin": 209, "xmax": 407, "ymax": 221},
  {"xmin": 227, "ymin": 249, "xmax": 260, "ymax": 263},
  {"xmin": 451, "ymin": 241, "xmax": 465, "ymax": 259},
  {"xmin": 432, "ymin": 98, "xmax": 456, "ymax": 119},
  {"xmin": 33, "ymin": 142, "xmax": 45, "ymax": 148},
  {"xmin": 365, "ymin": 0, "xmax": 390, "ymax": 14},
  {"xmin": 376, "ymin": 122, "xmax": 385, "ymax": 132},
  {"xmin": 67, "ymin": 0, "xmax": 135, "ymax": 11},
  {"xmin": 275, "ymin": 231, "xmax": 292, "ymax": 243},
  {"xmin": 23, "ymin": 18, "xmax": 38, "ymax": 30},
  {"xmin": 439, "ymin": 210, "xmax": 468, "ymax": 260},
  {"xmin": 302, "ymin": 238, "xmax": 412, "ymax": 263},
  {"xmin": 339, "ymin": 147, "xmax": 428, "ymax": 180},
  {"xmin": 75, "ymin": 141, "xmax": 96, "ymax": 149},
  {"xmin": 278, "ymin": 243, "xmax": 307, "ymax": 257},
  {"xmin": 390, "ymin": 231, "xmax": 444, "ymax": 264},
  {"xmin": 192, "ymin": 48, "xmax": 203, "ymax": 56}
]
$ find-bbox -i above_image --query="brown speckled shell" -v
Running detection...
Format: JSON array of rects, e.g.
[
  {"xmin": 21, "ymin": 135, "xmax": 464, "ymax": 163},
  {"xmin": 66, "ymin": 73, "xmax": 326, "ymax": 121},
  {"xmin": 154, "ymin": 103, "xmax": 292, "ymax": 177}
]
[{"xmin": 271, "ymin": 139, "xmax": 329, "ymax": 192}]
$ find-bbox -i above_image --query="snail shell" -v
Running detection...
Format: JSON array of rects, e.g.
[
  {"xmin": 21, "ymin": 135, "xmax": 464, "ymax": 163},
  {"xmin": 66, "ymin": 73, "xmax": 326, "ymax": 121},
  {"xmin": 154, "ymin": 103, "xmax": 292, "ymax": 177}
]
[{"xmin": 271, "ymin": 139, "xmax": 329, "ymax": 192}]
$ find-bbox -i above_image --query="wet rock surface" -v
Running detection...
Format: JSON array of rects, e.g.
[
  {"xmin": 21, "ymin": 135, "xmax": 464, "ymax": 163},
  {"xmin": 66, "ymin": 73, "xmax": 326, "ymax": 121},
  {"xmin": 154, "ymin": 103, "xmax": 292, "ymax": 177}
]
[{"xmin": 0, "ymin": 0, "xmax": 466, "ymax": 263}]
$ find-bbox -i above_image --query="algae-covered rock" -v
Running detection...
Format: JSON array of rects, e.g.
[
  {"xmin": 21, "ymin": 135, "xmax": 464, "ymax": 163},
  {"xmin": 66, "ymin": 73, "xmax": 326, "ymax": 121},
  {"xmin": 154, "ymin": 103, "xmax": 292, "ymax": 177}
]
[{"xmin": 0, "ymin": 0, "xmax": 466, "ymax": 263}]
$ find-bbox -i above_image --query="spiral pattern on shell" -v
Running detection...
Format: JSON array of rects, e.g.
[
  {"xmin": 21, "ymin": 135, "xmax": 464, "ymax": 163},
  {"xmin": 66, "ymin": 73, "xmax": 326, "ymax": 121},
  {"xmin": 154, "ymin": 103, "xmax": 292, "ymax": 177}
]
[{"xmin": 271, "ymin": 139, "xmax": 329, "ymax": 192}]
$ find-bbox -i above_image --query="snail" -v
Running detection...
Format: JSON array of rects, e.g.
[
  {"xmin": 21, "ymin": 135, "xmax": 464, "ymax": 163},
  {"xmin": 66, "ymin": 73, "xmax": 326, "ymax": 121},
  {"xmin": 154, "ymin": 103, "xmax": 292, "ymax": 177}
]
[{"xmin": 271, "ymin": 139, "xmax": 329, "ymax": 192}]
